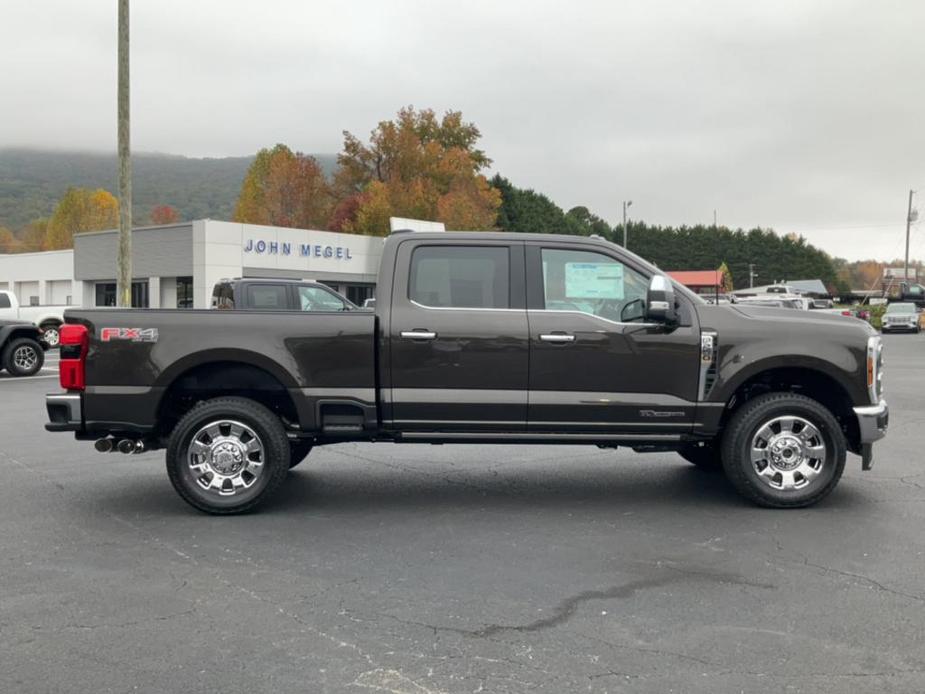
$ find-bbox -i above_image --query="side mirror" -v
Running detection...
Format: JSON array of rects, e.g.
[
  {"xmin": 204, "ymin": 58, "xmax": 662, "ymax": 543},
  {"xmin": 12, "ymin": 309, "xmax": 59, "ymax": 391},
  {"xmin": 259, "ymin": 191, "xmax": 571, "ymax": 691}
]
[{"xmin": 646, "ymin": 275, "xmax": 678, "ymax": 325}]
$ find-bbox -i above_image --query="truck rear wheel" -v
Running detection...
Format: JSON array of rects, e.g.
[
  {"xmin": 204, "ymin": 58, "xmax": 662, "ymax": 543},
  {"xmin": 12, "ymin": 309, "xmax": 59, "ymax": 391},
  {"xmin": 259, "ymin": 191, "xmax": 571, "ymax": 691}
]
[
  {"xmin": 166, "ymin": 397, "xmax": 290, "ymax": 514},
  {"xmin": 2, "ymin": 337, "xmax": 45, "ymax": 377},
  {"xmin": 40, "ymin": 322, "xmax": 61, "ymax": 348},
  {"xmin": 720, "ymin": 393, "xmax": 846, "ymax": 508}
]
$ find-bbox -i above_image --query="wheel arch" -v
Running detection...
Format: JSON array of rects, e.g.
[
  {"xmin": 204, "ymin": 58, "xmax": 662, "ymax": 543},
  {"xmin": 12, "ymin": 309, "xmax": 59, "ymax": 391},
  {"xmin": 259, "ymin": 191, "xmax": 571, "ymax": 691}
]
[
  {"xmin": 717, "ymin": 364, "xmax": 861, "ymax": 454},
  {"xmin": 154, "ymin": 356, "xmax": 300, "ymax": 440}
]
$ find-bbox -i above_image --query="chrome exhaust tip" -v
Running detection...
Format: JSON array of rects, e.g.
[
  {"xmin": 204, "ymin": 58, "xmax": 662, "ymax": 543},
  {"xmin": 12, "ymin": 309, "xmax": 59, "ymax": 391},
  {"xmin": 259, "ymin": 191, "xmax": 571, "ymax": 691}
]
[
  {"xmin": 94, "ymin": 438, "xmax": 114, "ymax": 453},
  {"xmin": 117, "ymin": 439, "xmax": 135, "ymax": 454},
  {"xmin": 133, "ymin": 440, "xmax": 146, "ymax": 454}
]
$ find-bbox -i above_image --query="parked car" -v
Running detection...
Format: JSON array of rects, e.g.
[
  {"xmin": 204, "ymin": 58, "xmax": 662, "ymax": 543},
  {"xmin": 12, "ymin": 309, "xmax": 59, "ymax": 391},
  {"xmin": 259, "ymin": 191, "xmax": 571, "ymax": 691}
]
[
  {"xmin": 881, "ymin": 302, "xmax": 920, "ymax": 333},
  {"xmin": 46, "ymin": 231, "xmax": 888, "ymax": 514},
  {"xmin": 734, "ymin": 297, "xmax": 803, "ymax": 309},
  {"xmin": 0, "ymin": 289, "xmax": 76, "ymax": 347},
  {"xmin": 0, "ymin": 319, "xmax": 47, "ymax": 377},
  {"xmin": 211, "ymin": 278, "xmax": 359, "ymax": 312}
]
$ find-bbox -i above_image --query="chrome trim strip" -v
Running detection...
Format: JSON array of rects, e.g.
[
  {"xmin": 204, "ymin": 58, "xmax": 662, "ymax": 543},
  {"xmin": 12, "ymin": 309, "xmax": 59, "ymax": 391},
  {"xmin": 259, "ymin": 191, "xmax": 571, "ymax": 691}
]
[
  {"xmin": 400, "ymin": 331, "xmax": 437, "ymax": 340},
  {"xmin": 391, "ymin": 388, "xmax": 528, "ymax": 405},
  {"xmin": 409, "ymin": 300, "xmax": 521, "ymax": 313},
  {"xmin": 539, "ymin": 333, "xmax": 575, "ymax": 343},
  {"xmin": 299, "ymin": 387, "xmax": 377, "ymax": 401},
  {"xmin": 528, "ymin": 309, "xmax": 660, "ymax": 328}
]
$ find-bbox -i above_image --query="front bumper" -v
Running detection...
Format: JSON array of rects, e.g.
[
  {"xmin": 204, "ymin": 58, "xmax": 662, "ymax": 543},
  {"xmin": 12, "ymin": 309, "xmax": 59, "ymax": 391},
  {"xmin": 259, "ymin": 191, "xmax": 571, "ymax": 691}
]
[
  {"xmin": 853, "ymin": 400, "xmax": 889, "ymax": 470},
  {"xmin": 45, "ymin": 393, "xmax": 83, "ymax": 432}
]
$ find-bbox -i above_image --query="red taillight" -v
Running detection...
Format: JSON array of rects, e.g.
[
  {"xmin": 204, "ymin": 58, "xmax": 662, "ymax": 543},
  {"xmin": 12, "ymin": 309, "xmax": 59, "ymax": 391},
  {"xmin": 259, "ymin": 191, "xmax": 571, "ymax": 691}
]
[{"xmin": 59, "ymin": 324, "xmax": 89, "ymax": 391}]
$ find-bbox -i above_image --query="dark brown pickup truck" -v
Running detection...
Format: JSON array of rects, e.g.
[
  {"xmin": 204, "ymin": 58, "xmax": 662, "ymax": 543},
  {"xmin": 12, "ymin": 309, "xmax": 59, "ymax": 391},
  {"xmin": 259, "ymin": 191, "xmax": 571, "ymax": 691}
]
[{"xmin": 46, "ymin": 231, "xmax": 888, "ymax": 514}]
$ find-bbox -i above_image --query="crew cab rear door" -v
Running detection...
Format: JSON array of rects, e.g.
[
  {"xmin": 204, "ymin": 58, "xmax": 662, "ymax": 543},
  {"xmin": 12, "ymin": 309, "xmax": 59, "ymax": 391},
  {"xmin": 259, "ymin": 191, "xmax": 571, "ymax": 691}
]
[
  {"xmin": 525, "ymin": 241, "xmax": 701, "ymax": 435},
  {"xmin": 387, "ymin": 238, "xmax": 528, "ymax": 431}
]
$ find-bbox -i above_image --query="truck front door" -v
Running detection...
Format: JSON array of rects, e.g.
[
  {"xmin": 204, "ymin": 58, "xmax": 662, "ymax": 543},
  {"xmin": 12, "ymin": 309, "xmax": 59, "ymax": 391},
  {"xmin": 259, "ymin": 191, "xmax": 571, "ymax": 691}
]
[
  {"xmin": 387, "ymin": 240, "xmax": 528, "ymax": 431},
  {"xmin": 525, "ymin": 243, "xmax": 701, "ymax": 435}
]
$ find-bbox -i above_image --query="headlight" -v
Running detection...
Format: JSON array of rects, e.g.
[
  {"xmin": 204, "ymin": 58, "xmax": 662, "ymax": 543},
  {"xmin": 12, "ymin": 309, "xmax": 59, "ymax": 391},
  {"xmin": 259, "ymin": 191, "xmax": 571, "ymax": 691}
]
[{"xmin": 867, "ymin": 335, "xmax": 883, "ymax": 404}]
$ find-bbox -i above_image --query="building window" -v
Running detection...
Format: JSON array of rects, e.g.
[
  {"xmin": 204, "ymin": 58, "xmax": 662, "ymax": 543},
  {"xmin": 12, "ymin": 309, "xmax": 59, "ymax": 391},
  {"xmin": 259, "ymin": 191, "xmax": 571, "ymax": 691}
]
[
  {"xmin": 95, "ymin": 281, "xmax": 149, "ymax": 308},
  {"xmin": 65, "ymin": 295, "xmax": 72, "ymax": 305},
  {"xmin": 345, "ymin": 284, "xmax": 375, "ymax": 306},
  {"xmin": 29, "ymin": 296, "xmax": 40, "ymax": 306},
  {"xmin": 176, "ymin": 276, "xmax": 193, "ymax": 309}
]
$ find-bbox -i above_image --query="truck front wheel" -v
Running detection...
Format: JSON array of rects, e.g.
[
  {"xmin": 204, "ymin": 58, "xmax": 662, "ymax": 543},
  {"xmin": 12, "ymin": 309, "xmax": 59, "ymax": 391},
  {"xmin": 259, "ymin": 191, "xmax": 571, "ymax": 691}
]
[
  {"xmin": 166, "ymin": 397, "xmax": 290, "ymax": 514},
  {"xmin": 720, "ymin": 393, "xmax": 846, "ymax": 508}
]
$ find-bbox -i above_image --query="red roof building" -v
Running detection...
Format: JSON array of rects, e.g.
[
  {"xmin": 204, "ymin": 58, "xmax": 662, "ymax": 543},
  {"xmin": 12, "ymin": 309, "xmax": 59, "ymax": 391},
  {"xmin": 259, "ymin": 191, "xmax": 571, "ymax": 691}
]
[{"xmin": 667, "ymin": 268, "xmax": 731, "ymax": 297}]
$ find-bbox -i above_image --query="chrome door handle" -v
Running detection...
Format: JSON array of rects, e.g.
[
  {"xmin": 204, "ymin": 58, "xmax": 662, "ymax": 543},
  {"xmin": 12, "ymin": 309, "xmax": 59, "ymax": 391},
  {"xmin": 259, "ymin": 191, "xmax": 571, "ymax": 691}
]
[
  {"xmin": 539, "ymin": 333, "xmax": 575, "ymax": 343},
  {"xmin": 401, "ymin": 330, "xmax": 437, "ymax": 340}
]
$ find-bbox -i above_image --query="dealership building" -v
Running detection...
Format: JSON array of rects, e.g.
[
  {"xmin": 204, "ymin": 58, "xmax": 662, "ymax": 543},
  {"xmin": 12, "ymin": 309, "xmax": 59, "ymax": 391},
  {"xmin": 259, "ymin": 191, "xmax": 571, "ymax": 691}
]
[{"xmin": 0, "ymin": 220, "xmax": 397, "ymax": 309}]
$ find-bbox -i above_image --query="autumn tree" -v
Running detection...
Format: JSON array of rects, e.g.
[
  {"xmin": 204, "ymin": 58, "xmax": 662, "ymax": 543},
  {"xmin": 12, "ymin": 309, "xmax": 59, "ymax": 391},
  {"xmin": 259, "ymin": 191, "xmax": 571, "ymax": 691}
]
[
  {"xmin": 334, "ymin": 107, "xmax": 500, "ymax": 235},
  {"xmin": 45, "ymin": 188, "xmax": 119, "ymax": 250},
  {"xmin": 19, "ymin": 218, "xmax": 49, "ymax": 252},
  {"xmin": 0, "ymin": 226, "xmax": 20, "ymax": 253},
  {"xmin": 233, "ymin": 144, "xmax": 332, "ymax": 229},
  {"xmin": 149, "ymin": 204, "xmax": 180, "ymax": 225}
]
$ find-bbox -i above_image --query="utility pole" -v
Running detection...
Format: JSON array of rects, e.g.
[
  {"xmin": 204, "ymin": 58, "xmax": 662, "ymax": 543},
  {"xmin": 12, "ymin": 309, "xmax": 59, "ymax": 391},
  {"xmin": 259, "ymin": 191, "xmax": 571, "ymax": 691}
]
[
  {"xmin": 117, "ymin": 0, "xmax": 132, "ymax": 308},
  {"xmin": 748, "ymin": 263, "xmax": 757, "ymax": 288},
  {"xmin": 904, "ymin": 189, "xmax": 915, "ymax": 285},
  {"xmin": 622, "ymin": 200, "xmax": 633, "ymax": 248}
]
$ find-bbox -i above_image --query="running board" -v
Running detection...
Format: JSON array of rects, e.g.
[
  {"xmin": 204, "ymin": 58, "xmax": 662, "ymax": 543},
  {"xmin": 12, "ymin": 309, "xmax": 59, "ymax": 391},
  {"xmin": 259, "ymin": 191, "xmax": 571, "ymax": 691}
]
[{"xmin": 396, "ymin": 432, "xmax": 682, "ymax": 444}]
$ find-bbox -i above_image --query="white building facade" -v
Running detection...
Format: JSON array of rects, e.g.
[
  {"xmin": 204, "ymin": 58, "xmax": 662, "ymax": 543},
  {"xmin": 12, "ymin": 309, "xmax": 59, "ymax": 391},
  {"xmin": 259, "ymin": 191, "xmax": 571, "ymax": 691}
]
[{"xmin": 0, "ymin": 220, "xmax": 386, "ymax": 309}]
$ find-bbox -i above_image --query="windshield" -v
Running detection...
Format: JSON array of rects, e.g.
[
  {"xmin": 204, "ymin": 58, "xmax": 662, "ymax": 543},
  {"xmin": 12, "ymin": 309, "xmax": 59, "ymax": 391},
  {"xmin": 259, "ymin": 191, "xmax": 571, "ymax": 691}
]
[{"xmin": 887, "ymin": 303, "xmax": 915, "ymax": 313}]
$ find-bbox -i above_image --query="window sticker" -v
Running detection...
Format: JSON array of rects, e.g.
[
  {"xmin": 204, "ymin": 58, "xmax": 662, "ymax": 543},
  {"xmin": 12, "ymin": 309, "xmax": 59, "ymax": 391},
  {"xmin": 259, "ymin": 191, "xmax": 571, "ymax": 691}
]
[{"xmin": 564, "ymin": 262, "xmax": 624, "ymax": 299}]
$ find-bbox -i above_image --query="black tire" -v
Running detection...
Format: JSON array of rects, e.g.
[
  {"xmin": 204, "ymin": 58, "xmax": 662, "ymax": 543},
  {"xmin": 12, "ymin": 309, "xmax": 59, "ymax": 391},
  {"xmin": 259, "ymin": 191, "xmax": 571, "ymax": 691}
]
[
  {"xmin": 40, "ymin": 322, "xmax": 61, "ymax": 348},
  {"xmin": 2, "ymin": 337, "xmax": 45, "ymax": 377},
  {"xmin": 678, "ymin": 442, "xmax": 722, "ymax": 470},
  {"xmin": 289, "ymin": 440, "xmax": 313, "ymax": 469},
  {"xmin": 720, "ymin": 392, "xmax": 846, "ymax": 508},
  {"xmin": 166, "ymin": 397, "xmax": 290, "ymax": 514}
]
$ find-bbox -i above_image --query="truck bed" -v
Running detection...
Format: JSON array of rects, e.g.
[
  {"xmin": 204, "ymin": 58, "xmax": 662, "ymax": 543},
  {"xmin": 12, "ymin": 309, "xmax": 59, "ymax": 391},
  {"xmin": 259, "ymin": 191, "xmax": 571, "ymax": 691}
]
[{"xmin": 66, "ymin": 308, "xmax": 378, "ymax": 436}]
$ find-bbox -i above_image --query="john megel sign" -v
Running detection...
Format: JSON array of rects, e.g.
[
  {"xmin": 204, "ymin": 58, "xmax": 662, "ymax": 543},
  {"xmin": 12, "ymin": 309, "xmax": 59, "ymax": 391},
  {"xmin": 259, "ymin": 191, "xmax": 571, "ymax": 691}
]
[{"xmin": 243, "ymin": 238, "xmax": 354, "ymax": 260}]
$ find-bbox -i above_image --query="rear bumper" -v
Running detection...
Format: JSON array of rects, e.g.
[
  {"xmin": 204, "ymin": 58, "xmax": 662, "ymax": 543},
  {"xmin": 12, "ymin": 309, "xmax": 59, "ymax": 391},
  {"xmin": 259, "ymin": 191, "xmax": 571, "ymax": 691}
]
[
  {"xmin": 853, "ymin": 400, "xmax": 889, "ymax": 470},
  {"xmin": 45, "ymin": 393, "xmax": 83, "ymax": 432}
]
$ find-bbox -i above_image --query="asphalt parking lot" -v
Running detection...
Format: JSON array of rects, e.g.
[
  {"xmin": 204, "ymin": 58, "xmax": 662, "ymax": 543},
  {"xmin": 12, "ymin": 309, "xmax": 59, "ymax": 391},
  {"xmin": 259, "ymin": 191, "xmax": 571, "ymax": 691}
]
[{"xmin": 1, "ymin": 336, "xmax": 923, "ymax": 694}]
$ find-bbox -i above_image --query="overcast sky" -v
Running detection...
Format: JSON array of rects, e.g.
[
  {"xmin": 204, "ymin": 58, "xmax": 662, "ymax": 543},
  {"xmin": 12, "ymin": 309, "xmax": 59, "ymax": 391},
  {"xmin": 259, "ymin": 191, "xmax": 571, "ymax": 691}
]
[{"xmin": 2, "ymin": 0, "xmax": 924, "ymax": 261}]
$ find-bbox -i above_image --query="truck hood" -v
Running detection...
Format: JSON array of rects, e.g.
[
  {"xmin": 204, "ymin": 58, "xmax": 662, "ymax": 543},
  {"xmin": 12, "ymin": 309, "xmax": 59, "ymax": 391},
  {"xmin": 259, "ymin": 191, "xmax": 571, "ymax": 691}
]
[{"xmin": 724, "ymin": 304, "xmax": 877, "ymax": 337}]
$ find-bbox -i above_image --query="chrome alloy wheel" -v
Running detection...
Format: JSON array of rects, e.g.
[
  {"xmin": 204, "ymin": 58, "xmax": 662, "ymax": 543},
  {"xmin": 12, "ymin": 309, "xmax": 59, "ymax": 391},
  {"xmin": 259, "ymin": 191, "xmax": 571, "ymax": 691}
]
[
  {"xmin": 13, "ymin": 344, "xmax": 39, "ymax": 371},
  {"xmin": 42, "ymin": 326, "xmax": 60, "ymax": 347},
  {"xmin": 750, "ymin": 415, "xmax": 826, "ymax": 491},
  {"xmin": 187, "ymin": 420, "xmax": 265, "ymax": 496}
]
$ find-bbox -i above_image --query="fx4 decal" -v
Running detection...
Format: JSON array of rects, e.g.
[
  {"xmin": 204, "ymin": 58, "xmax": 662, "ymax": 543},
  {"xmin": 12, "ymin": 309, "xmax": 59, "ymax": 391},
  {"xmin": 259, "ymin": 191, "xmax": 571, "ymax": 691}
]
[{"xmin": 100, "ymin": 327, "xmax": 159, "ymax": 343}]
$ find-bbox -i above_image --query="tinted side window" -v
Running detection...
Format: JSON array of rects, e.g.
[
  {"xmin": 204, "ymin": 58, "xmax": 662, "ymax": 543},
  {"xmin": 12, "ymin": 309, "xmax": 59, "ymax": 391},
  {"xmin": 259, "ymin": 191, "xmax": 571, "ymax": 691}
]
[
  {"xmin": 298, "ymin": 286, "xmax": 346, "ymax": 311},
  {"xmin": 540, "ymin": 248, "xmax": 649, "ymax": 322},
  {"xmin": 245, "ymin": 284, "xmax": 288, "ymax": 310},
  {"xmin": 409, "ymin": 246, "xmax": 509, "ymax": 309},
  {"xmin": 0, "ymin": 293, "xmax": 10, "ymax": 309}
]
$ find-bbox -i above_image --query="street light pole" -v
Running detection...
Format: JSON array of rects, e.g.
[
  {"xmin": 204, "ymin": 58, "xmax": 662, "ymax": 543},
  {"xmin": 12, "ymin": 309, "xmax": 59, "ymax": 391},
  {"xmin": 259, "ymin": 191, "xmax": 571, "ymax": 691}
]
[
  {"xmin": 904, "ymin": 189, "xmax": 915, "ymax": 285},
  {"xmin": 622, "ymin": 200, "xmax": 633, "ymax": 248},
  {"xmin": 117, "ymin": 0, "xmax": 132, "ymax": 308}
]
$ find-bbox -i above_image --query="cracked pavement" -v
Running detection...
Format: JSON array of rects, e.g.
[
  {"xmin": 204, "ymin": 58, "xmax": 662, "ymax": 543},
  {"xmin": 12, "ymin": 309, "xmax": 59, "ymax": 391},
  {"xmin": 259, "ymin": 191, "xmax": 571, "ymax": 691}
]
[{"xmin": 1, "ymin": 334, "xmax": 923, "ymax": 693}]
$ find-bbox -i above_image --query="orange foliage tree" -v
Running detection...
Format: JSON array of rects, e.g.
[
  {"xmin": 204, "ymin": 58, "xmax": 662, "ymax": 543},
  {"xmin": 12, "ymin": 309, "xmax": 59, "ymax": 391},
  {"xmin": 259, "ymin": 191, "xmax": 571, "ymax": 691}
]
[
  {"xmin": 45, "ymin": 188, "xmax": 119, "ymax": 250},
  {"xmin": 333, "ymin": 107, "xmax": 500, "ymax": 235},
  {"xmin": 233, "ymin": 144, "xmax": 332, "ymax": 229},
  {"xmin": 150, "ymin": 204, "xmax": 180, "ymax": 225}
]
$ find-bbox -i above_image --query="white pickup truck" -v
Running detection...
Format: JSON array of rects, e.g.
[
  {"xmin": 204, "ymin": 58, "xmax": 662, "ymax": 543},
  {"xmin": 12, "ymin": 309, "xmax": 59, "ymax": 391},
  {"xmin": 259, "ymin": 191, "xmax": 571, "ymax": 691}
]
[{"xmin": 0, "ymin": 290, "xmax": 76, "ymax": 347}]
